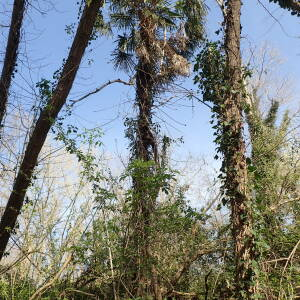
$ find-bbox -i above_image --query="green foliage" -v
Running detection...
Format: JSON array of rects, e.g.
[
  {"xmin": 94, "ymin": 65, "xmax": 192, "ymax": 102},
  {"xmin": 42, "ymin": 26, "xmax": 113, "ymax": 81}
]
[
  {"xmin": 121, "ymin": 159, "xmax": 176, "ymax": 193},
  {"xmin": 0, "ymin": 277, "xmax": 35, "ymax": 300},
  {"xmin": 109, "ymin": 0, "xmax": 206, "ymax": 77},
  {"xmin": 194, "ymin": 39, "xmax": 300, "ymax": 299},
  {"xmin": 34, "ymin": 66, "xmax": 63, "ymax": 113},
  {"xmin": 193, "ymin": 41, "xmax": 226, "ymax": 105},
  {"xmin": 246, "ymin": 96, "xmax": 300, "ymax": 298},
  {"xmin": 55, "ymin": 126, "xmax": 103, "ymax": 174},
  {"xmin": 194, "ymin": 41, "xmax": 251, "ymax": 205},
  {"xmin": 2, "ymin": 2, "xmax": 300, "ymax": 300},
  {"xmin": 65, "ymin": 154, "xmax": 214, "ymax": 299}
]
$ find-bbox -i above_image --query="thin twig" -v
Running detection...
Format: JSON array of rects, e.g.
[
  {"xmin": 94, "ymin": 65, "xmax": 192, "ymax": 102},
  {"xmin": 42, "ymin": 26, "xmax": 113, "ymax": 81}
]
[
  {"xmin": 270, "ymin": 197, "xmax": 299, "ymax": 211},
  {"xmin": 264, "ymin": 257, "xmax": 290, "ymax": 264},
  {"xmin": 279, "ymin": 239, "xmax": 300, "ymax": 298},
  {"xmin": 64, "ymin": 289, "xmax": 97, "ymax": 298},
  {"xmin": 171, "ymin": 83, "xmax": 213, "ymax": 110},
  {"xmin": 257, "ymin": 0, "xmax": 298, "ymax": 38}
]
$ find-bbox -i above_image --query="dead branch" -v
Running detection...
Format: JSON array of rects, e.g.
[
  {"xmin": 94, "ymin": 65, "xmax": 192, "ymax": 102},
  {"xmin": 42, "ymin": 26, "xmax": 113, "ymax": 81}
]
[
  {"xmin": 70, "ymin": 78, "xmax": 134, "ymax": 104},
  {"xmin": 165, "ymin": 243, "xmax": 225, "ymax": 296},
  {"xmin": 270, "ymin": 197, "xmax": 299, "ymax": 211}
]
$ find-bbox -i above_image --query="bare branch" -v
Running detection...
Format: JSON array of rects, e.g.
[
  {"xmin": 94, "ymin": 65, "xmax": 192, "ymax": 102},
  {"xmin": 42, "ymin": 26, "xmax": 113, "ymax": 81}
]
[
  {"xmin": 171, "ymin": 83, "xmax": 213, "ymax": 110},
  {"xmin": 258, "ymin": 0, "xmax": 298, "ymax": 38},
  {"xmin": 70, "ymin": 78, "xmax": 134, "ymax": 104},
  {"xmin": 270, "ymin": 197, "xmax": 300, "ymax": 211},
  {"xmin": 166, "ymin": 242, "xmax": 226, "ymax": 295}
]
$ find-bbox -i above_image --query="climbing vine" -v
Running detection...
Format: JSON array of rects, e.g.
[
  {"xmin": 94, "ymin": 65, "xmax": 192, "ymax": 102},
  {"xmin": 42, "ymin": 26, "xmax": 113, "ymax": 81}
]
[{"xmin": 194, "ymin": 41, "xmax": 251, "ymax": 204}]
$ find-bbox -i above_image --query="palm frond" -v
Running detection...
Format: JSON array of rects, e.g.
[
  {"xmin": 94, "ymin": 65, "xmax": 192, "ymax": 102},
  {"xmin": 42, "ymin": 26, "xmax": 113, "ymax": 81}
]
[
  {"xmin": 109, "ymin": 0, "xmax": 132, "ymax": 13},
  {"xmin": 95, "ymin": 14, "xmax": 112, "ymax": 37},
  {"xmin": 111, "ymin": 49, "xmax": 135, "ymax": 72},
  {"xmin": 175, "ymin": 0, "xmax": 207, "ymax": 54},
  {"xmin": 115, "ymin": 33, "xmax": 136, "ymax": 53},
  {"xmin": 110, "ymin": 12, "xmax": 136, "ymax": 30}
]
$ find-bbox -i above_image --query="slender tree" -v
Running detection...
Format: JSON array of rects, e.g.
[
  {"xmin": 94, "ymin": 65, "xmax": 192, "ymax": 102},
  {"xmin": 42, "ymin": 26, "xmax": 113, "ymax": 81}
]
[
  {"xmin": 223, "ymin": 0, "xmax": 255, "ymax": 297},
  {"xmin": 0, "ymin": 0, "xmax": 27, "ymax": 128},
  {"xmin": 194, "ymin": 0, "xmax": 255, "ymax": 297},
  {"xmin": 0, "ymin": 0, "xmax": 104, "ymax": 260}
]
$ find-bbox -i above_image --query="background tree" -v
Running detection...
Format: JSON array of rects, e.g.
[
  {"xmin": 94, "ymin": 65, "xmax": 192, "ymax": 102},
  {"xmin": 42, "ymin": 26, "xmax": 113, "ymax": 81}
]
[
  {"xmin": 194, "ymin": 0, "xmax": 256, "ymax": 297},
  {"xmin": 245, "ymin": 49, "xmax": 300, "ymax": 298},
  {"xmin": 0, "ymin": 0, "xmax": 27, "ymax": 128},
  {"xmin": 0, "ymin": 0, "xmax": 104, "ymax": 260}
]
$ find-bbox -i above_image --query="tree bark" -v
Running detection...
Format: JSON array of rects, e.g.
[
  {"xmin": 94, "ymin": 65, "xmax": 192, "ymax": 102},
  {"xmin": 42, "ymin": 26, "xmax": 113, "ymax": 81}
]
[
  {"xmin": 0, "ymin": 0, "xmax": 26, "ymax": 128},
  {"xmin": 128, "ymin": 11, "xmax": 161, "ymax": 300},
  {"xmin": 0, "ymin": 0, "xmax": 103, "ymax": 260},
  {"xmin": 223, "ymin": 0, "xmax": 255, "ymax": 298}
]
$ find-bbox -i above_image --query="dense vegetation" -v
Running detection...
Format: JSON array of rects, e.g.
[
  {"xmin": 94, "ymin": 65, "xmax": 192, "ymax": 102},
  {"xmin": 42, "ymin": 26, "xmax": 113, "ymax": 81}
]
[{"xmin": 0, "ymin": 0, "xmax": 299, "ymax": 299}]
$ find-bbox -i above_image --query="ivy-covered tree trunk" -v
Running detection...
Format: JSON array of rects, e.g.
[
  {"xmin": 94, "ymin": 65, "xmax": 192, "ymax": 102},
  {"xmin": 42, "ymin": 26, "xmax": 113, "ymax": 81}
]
[
  {"xmin": 113, "ymin": 1, "xmax": 205, "ymax": 297},
  {"xmin": 0, "ymin": 0, "xmax": 103, "ymax": 260},
  {"xmin": 0, "ymin": 0, "xmax": 26, "ymax": 128},
  {"xmin": 129, "ymin": 14, "xmax": 162, "ymax": 300},
  {"xmin": 224, "ymin": 0, "xmax": 255, "ymax": 298}
]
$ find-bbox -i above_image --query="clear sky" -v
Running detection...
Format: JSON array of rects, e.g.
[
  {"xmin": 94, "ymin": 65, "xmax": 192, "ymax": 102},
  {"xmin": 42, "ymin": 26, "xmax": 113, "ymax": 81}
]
[{"xmin": 3, "ymin": 0, "xmax": 300, "ymax": 162}]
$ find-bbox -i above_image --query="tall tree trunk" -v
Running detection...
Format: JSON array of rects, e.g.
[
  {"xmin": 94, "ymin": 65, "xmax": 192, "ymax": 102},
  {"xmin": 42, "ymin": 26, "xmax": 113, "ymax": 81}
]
[
  {"xmin": 0, "ymin": 0, "xmax": 26, "ymax": 128},
  {"xmin": 223, "ymin": 0, "xmax": 255, "ymax": 298},
  {"xmin": 128, "ymin": 13, "xmax": 162, "ymax": 300},
  {"xmin": 0, "ymin": 0, "xmax": 103, "ymax": 260}
]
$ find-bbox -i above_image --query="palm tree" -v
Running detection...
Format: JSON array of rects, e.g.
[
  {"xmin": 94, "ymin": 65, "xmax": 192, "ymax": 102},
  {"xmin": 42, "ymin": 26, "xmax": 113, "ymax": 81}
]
[{"xmin": 108, "ymin": 0, "xmax": 206, "ymax": 298}]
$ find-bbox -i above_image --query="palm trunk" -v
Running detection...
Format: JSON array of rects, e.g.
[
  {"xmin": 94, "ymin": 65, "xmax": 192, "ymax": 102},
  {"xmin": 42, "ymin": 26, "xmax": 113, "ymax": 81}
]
[
  {"xmin": 223, "ymin": 0, "xmax": 255, "ymax": 298},
  {"xmin": 128, "ymin": 14, "xmax": 162, "ymax": 299},
  {"xmin": 0, "ymin": 0, "xmax": 103, "ymax": 260},
  {"xmin": 132, "ymin": 62, "xmax": 161, "ymax": 299},
  {"xmin": 0, "ymin": 0, "xmax": 26, "ymax": 128}
]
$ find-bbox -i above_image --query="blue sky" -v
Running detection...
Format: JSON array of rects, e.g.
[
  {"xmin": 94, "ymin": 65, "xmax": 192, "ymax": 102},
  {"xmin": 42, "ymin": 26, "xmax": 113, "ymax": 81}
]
[{"xmin": 5, "ymin": 0, "xmax": 300, "ymax": 162}]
